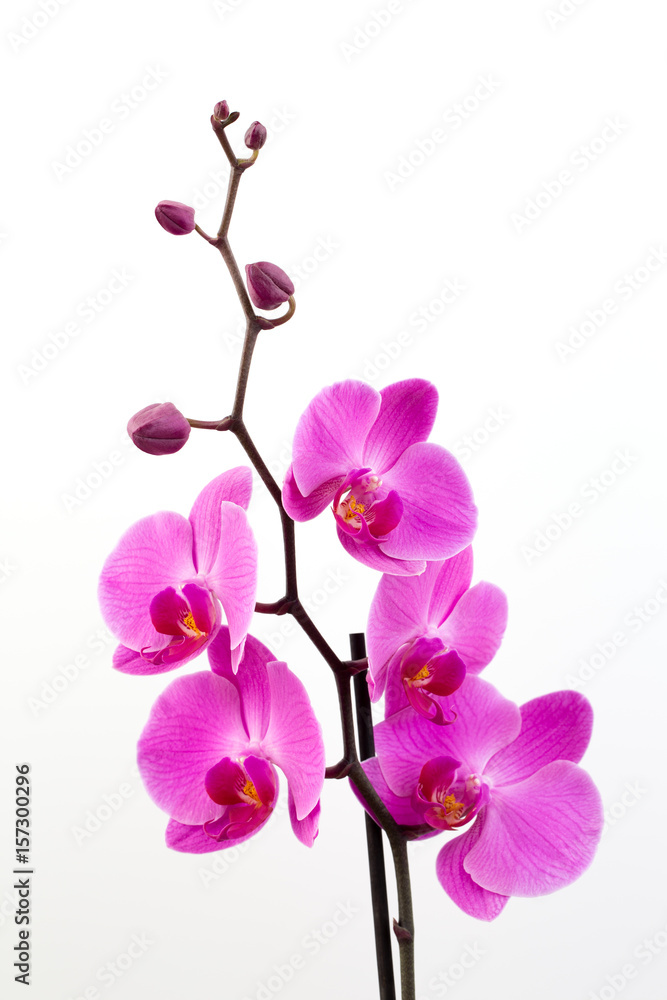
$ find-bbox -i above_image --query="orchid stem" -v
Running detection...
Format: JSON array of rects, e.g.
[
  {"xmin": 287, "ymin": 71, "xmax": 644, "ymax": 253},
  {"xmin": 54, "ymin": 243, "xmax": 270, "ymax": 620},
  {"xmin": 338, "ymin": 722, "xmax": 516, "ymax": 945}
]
[
  {"xmin": 197, "ymin": 115, "xmax": 416, "ymax": 1000},
  {"xmin": 352, "ymin": 634, "xmax": 397, "ymax": 1000}
]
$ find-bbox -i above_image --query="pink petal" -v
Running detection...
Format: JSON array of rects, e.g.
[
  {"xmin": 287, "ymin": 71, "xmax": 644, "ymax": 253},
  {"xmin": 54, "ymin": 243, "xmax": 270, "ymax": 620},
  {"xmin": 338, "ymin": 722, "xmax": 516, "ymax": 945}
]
[
  {"xmin": 112, "ymin": 642, "xmax": 175, "ymax": 676},
  {"xmin": 165, "ymin": 817, "xmax": 260, "ymax": 853},
  {"xmin": 427, "ymin": 548, "xmax": 474, "ymax": 625},
  {"xmin": 485, "ymin": 690, "xmax": 594, "ymax": 787},
  {"xmin": 207, "ymin": 627, "xmax": 272, "ymax": 742},
  {"xmin": 435, "ymin": 813, "xmax": 509, "ymax": 920},
  {"xmin": 189, "ymin": 467, "xmax": 252, "ymax": 574},
  {"xmin": 291, "ymin": 381, "xmax": 381, "ymax": 497},
  {"xmin": 367, "ymin": 564, "xmax": 444, "ymax": 697},
  {"xmin": 99, "ymin": 511, "xmax": 195, "ymax": 652},
  {"xmin": 282, "ymin": 466, "xmax": 344, "ymax": 522},
  {"xmin": 362, "ymin": 379, "xmax": 439, "ymax": 474},
  {"xmin": 465, "ymin": 761, "xmax": 603, "ymax": 897},
  {"xmin": 375, "ymin": 677, "xmax": 521, "ymax": 796},
  {"xmin": 438, "ymin": 582, "xmax": 508, "ymax": 675},
  {"xmin": 203, "ymin": 501, "xmax": 257, "ymax": 665},
  {"xmin": 288, "ymin": 792, "xmax": 321, "ymax": 847},
  {"xmin": 337, "ymin": 523, "xmax": 426, "ymax": 576},
  {"xmin": 137, "ymin": 671, "xmax": 249, "ymax": 825},
  {"xmin": 260, "ymin": 661, "xmax": 325, "ymax": 820},
  {"xmin": 380, "ymin": 443, "xmax": 477, "ymax": 560},
  {"xmin": 383, "ymin": 653, "xmax": 411, "ymax": 718}
]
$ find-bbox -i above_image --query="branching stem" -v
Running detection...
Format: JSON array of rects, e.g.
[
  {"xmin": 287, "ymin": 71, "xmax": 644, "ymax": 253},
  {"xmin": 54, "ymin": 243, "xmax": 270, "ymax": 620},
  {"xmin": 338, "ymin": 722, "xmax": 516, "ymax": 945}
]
[{"xmin": 188, "ymin": 114, "xmax": 416, "ymax": 1000}]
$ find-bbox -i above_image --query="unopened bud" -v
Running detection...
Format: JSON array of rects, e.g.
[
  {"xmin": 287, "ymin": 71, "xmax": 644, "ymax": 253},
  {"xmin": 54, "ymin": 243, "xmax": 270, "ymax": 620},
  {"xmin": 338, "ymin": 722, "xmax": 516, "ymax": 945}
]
[
  {"xmin": 244, "ymin": 121, "xmax": 267, "ymax": 150},
  {"xmin": 128, "ymin": 403, "xmax": 191, "ymax": 456},
  {"xmin": 155, "ymin": 201, "xmax": 195, "ymax": 236},
  {"xmin": 245, "ymin": 261, "xmax": 295, "ymax": 311},
  {"xmin": 213, "ymin": 100, "xmax": 230, "ymax": 121}
]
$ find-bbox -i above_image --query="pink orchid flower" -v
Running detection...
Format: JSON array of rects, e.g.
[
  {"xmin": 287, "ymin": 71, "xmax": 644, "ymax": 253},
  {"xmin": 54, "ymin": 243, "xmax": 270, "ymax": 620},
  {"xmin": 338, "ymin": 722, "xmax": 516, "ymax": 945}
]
[
  {"xmin": 137, "ymin": 628, "xmax": 325, "ymax": 852},
  {"xmin": 282, "ymin": 380, "xmax": 477, "ymax": 576},
  {"xmin": 367, "ymin": 546, "xmax": 508, "ymax": 722},
  {"xmin": 98, "ymin": 468, "xmax": 257, "ymax": 675},
  {"xmin": 359, "ymin": 676, "xmax": 603, "ymax": 920}
]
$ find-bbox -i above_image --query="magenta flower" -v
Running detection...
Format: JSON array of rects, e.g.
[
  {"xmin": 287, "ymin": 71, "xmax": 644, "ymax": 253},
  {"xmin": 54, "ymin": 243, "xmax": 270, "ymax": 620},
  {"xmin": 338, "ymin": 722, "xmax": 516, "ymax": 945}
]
[
  {"xmin": 282, "ymin": 380, "xmax": 477, "ymax": 576},
  {"xmin": 361, "ymin": 676, "xmax": 603, "ymax": 920},
  {"xmin": 367, "ymin": 546, "xmax": 508, "ymax": 722},
  {"xmin": 98, "ymin": 468, "xmax": 257, "ymax": 675},
  {"xmin": 137, "ymin": 628, "xmax": 325, "ymax": 852}
]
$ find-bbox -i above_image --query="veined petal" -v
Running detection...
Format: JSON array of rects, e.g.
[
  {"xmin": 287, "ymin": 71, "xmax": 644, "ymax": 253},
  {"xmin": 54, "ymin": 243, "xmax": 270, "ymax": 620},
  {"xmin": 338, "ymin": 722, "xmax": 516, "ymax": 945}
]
[
  {"xmin": 435, "ymin": 813, "xmax": 510, "ymax": 921},
  {"xmin": 165, "ymin": 817, "xmax": 260, "ymax": 853},
  {"xmin": 291, "ymin": 381, "xmax": 381, "ymax": 498},
  {"xmin": 112, "ymin": 642, "xmax": 173, "ymax": 676},
  {"xmin": 362, "ymin": 380, "xmax": 439, "ymax": 474},
  {"xmin": 438, "ymin": 582, "xmax": 508, "ymax": 675},
  {"xmin": 203, "ymin": 501, "xmax": 257, "ymax": 666},
  {"xmin": 376, "ymin": 677, "xmax": 521, "ymax": 796},
  {"xmin": 367, "ymin": 564, "xmax": 445, "ymax": 696},
  {"xmin": 288, "ymin": 792, "xmax": 321, "ymax": 847},
  {"xmin": 137, "ymin": 671, "xmax": 249, "ymax": 826},
  {"xmin": 428, "ymin": 548, "xmax": 474, "ymax": 625},
  {"xmin": 260, "ymin": 661, "xmax": 325, "ymax": 820},
  {"xmin": 485, "ymin": 691, "xmax": 594, "ymax": 787},
  {"xmin": 464, "ymin": 761, "xmax": 603, "ymax": 897},
  {"xmin": 189, "ymin": 467, "xmax": 252, "ymax": 574},
  {"xmin": 99, "ymin": 511, "xmax": 195, "ymax": 652},
  {"xmin": 380, "ymin": 443, "xmax": 477, "ymax": 560},
  {"xmin": 282, "ymin": 466, "xmax": 344, "ymax": 522},
  {"xmin": 337, "ymin": 523, "xmax": 426, "ymax": 576},
  {"xmin": 207, "ymin": 627, "xmax": 272, "ymax": 742}
]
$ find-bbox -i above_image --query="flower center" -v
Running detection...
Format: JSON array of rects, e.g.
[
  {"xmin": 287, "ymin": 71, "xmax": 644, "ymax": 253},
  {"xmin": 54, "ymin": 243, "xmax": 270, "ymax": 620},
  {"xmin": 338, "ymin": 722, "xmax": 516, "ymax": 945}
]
[
  {"xmin": 242, "ymin": 777, "xmax": 260, "ymax": 804},
  {"xmin": 332, "ymin": 468, "xmax": 403, "ymax": 541},
  {"xmin": 398, "ymin": 637, "xmax": 467, "ymax": 724},
  {"xmin": 181, "ymin": 610, "xmax": 202, "ymax": 637},
  {"xmin": 409, "ymin": 663, "xmax": 431, "ymax": 684},
  {"xmin": 414, "ymin": 756, "xmax": 487, "ymax": 831}
]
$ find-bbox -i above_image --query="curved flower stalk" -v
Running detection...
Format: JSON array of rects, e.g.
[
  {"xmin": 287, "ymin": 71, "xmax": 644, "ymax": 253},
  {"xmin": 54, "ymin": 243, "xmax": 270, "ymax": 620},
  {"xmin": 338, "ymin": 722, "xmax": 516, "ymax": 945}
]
[
  {"xmin": 138, "ymin": 628, "xmax": 325, "ymax": 852},
  {"xmin": 367, "ymin": 546, "xmax": 508, "ymax": 722},
  {"xmin": 358, "ymin": 677, "xmax": 603, "ymax": 920},
  {"xmin": 99, "ymin": 468, "xmax": 257, "ymax": 674},
  {"xmin": 282, "ymin": 379, "xmax": 477, "ymax": 576}
]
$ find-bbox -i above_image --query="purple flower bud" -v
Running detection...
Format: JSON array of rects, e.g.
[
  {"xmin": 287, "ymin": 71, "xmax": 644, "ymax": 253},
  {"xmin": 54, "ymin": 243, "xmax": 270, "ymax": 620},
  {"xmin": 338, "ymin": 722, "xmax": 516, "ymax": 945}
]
[
  {"xmin": 245, "ymin": 261, "xmax": 295, "ymax": 311},
  {"xmin": 155, "ymin": 201, "xmax": 195, "ymax": 236},
  {"xmin": 213, "ymin": 100, "xmax": 230, "ymax": 121},
  {"xmin": 128, "ymin": 403, "xmax": 191, "ymax": 456},
  {"xmin": 244, "ymin": 121, "xmax": 268, "ymax": 150}
]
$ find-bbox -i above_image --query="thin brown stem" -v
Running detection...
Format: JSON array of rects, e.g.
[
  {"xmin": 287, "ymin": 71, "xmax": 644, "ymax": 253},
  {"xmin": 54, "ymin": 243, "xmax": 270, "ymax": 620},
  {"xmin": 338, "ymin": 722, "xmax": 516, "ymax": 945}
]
[{"xmin": 191, "ymin": 113, "xmax": 416, "ymax": 1000}]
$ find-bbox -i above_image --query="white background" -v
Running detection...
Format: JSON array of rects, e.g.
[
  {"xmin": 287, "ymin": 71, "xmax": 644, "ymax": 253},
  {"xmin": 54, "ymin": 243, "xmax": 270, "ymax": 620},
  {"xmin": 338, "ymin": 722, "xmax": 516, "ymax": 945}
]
[{"xmin": 3, "ymin": 1, "xmax": 666, "ymax": 998}]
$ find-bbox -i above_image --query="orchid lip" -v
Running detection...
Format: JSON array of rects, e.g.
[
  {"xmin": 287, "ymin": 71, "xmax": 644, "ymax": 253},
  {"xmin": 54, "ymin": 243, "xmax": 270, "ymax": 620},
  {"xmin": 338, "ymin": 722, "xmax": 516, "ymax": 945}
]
[
  {"xmin": 413, "ymin": 758, "xmax": 488, "ymax": 831},
  {"xmin": 203, "ymin": 755, "xmax": 278, "ymax": 843},
  {"xmin": 400, "ymin": 638, "xmax": 467, "ymax": 724},
  {"xmin": 141, "ymin": 583, "xmax": 217, "ymax": 665},
  {"xmin": 332, "ymin": 467, "xmax": 403, "ymax": 541}
]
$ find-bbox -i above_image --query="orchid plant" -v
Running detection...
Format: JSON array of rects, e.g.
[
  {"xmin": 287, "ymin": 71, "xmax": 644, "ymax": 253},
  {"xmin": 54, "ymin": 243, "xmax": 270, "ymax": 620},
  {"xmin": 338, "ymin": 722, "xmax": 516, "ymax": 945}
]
[{"xmin": 98, "ymin": 101, "xmax": 603, "ymax": 1000}]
